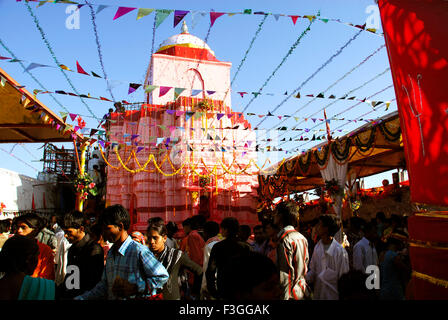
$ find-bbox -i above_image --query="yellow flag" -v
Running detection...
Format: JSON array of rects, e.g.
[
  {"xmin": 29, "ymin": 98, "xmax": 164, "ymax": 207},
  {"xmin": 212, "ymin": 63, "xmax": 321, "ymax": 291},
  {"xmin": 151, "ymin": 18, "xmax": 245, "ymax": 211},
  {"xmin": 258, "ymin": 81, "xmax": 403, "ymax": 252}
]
[
  {"xmin": 60, "ymin": 64, "xmax": 71, "ymax": 71},
  {"xmin": 137, "ymin": 8, "xmax": 154, "ymax": 20}
]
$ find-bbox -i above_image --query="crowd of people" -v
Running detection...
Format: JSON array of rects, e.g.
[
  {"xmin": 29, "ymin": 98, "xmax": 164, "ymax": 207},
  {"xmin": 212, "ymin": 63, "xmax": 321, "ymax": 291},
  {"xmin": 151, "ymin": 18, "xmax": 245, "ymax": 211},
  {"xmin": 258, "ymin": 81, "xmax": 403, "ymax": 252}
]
[{"xmin": 0, "ymin": 203, "xmax": 412, "ymax": 301}]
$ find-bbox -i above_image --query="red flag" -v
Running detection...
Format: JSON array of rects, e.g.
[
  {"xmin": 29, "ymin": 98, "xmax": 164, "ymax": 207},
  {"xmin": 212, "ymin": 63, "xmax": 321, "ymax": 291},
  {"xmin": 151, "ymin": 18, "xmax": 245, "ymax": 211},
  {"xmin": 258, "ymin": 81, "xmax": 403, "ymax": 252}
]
[
  {"xmin": 324, "ymin": 108, "xmax": 332, "ymax": 142},
  {"xmin": 379, "ymin": 0, "xmax": 448, "ymax": 206},
  {"xmin": 290, "ymin": 15, "xmax": 299, "ymax": 25},
  {"xmin": 76, "ymin": 61, "xmax": 89, "ymax": 75}
]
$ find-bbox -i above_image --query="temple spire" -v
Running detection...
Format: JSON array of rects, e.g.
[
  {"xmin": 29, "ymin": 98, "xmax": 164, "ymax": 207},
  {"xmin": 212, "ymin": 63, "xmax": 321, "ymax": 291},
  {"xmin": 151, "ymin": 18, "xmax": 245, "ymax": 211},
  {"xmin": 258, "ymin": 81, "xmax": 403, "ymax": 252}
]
[{"xmin": 181, "ymin": 21, "xmax": 189, "ymax": 34}]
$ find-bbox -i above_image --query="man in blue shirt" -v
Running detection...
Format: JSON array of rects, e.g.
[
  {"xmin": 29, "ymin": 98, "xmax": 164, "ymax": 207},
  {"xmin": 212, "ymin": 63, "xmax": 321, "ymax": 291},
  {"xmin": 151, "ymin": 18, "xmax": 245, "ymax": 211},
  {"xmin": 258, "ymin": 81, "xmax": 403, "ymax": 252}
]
[{"xmin": 75, "ymin": 205, "xmax": 169, "ymax": 300}]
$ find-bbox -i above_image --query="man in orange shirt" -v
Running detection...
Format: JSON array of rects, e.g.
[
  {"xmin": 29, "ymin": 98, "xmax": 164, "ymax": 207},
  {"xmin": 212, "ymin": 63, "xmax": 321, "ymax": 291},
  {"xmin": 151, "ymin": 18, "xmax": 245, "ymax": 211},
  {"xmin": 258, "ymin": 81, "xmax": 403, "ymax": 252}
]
[
  {"xmin": 14, "ymin": 213, "xmax": 55, "ymax": 280},
  {"xmin": 179, "ymin": 216, "xmax": 205, "ymax": 299}
]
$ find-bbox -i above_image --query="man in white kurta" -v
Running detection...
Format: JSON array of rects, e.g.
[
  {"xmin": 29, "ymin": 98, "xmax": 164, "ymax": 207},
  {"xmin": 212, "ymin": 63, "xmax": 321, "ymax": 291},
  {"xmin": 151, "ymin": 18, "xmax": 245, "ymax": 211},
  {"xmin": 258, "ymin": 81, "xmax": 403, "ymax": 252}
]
[
  {"xmin": 306, "ymin": 214, "xmax": 349, "ymax": 300},
  {"xmin": 353, "ymin": 222, "xmax": 378, "ymax": 273}
]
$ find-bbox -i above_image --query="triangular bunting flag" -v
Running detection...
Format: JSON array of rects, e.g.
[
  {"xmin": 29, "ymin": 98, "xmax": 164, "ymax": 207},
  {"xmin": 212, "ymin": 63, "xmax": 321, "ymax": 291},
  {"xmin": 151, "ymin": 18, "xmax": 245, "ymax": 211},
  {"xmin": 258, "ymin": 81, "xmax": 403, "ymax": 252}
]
[
  {"xmin": 191, "ymin": 11, "xmax": 206, "ymax": 30},
  {"xmin": 210, "ymin": 12, "xmax": 225, "ymax": 27},
  {"xmin": 316, "ymin": 93, "xmax": 324, "ymax": 98},
  {"xmin": 217, "ymin": 113, "xmax": 225, "ymax": 120},
  {"xmin": 206, "ymin": 90, "xmax": 216, "ymax": 96},
  {"xmin": 290, "ymin": 15, "xmax": 299, "ymax": 25},
  {"xmin": 69, "ymin": 113, "xmax": 78, "ymax": 121},
  {"xmin": 128, "ymin": 83, "xmax": 141, "ymax": 94},
  {"xmin": 194, "ymin": 112, "xmax": 203, "ymax": 120},
  {"xmin": 238, "ymin": 92, "xmax": 248, "ymax": 98},
  {"xmin": 174, "ymin": 10, "xmax": 189, "ymax": 27},
  {"xmin": 113, "ymin": 7, "xmax": 137, "ymax": 20},
  {"xmin": 252, "ymin": 92, "xmax": 261, "ymax": 98},
  {"xmin": 91, "ymin": 71, "xmax": 102, "ymax": 78},
  {"xmin": 185, "ymin": 112, "xmax": 195, "ymax": 121},
  {"xmin": 24, "ymin": 63, "xmax": 49, "ymax": 72},
  {"xmin": 137, "ymin": 8, "xmax": 154, "ymax": 20},
  {"xmin": 174, "ymin": 87, "xmax": 186, "ymax": 99},
  {"xmin": 191, "ymin": 89, "xmax": 201, "ymax": 96},
  {"xmin": 159, "ymin": 86, "xmax": 172, "ymax": 97},
  {"xmin": 155, "ymin": 9, "xmax": 173, "ymax": 28},
  {"xmin": 144, "ymin": 85, "xmax": 158, "ymax": 93},
  {"xmin": 96, "ymin": 5, "xmax": 108, "ymax": 14},
  {"xmin": 273, "ymin": 14, "xmax": 281, "ymax": 21},
  {"xmin": 76, "ymin": 61, "xmax": 89, "ymax": 75}
]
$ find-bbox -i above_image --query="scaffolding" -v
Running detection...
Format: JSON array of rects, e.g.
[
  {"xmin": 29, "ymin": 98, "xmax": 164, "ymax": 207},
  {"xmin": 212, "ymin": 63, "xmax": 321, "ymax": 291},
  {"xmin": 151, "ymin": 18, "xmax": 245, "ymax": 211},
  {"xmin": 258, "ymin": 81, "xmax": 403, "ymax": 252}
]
[{"xmin": 42, "ymin": 143, "xmax": 78, "ymax": 179}]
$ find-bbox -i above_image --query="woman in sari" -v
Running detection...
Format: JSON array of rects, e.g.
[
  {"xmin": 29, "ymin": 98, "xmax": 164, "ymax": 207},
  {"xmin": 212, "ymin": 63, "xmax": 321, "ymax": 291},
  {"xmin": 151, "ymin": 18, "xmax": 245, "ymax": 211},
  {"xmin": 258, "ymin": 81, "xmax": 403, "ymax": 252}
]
[{"xmin": 0, "ymin": 235, "xmax": 55, "ymax": 300}]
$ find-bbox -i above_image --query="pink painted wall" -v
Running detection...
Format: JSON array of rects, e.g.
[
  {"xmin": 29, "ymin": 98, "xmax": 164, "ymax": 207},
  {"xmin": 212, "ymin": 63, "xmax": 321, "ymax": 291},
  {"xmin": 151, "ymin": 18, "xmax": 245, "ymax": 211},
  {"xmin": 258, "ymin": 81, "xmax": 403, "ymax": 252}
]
[
  {"xmin": 146, "ymin": 53, "xmax": 232, "ymax": 108},
  {"xmin": 106, "ymin": 46, "xmax": 260, "ymax": 232}
]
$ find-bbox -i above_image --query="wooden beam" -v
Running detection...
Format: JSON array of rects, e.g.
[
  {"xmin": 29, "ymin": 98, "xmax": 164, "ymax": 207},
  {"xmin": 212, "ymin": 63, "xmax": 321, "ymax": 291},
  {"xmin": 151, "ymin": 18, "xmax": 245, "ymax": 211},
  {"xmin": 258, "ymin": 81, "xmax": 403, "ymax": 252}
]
[
  {"xmin": 0, "ymin": 124, "xmax": 53, "ymax": 128},
  {"xmin": 351, "ymin": 163, "xmax": 400, "ymax": 169},
  {"xmin": 11, "ymin": 128, "xmax": 36, "ymax": 142},
  {"xmin": 371, "ymin": 144, "xmax": 403, "ymax": 150}
]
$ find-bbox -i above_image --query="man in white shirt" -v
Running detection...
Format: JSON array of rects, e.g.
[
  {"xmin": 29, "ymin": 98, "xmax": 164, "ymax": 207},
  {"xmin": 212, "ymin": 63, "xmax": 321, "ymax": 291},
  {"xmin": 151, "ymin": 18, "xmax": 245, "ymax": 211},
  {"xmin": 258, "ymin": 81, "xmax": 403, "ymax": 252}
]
[
  {"xmin": 353, "ymin": 221, "xmax": 378, "ymax": 273},
  {"xmin": 306, "ymin": 214, "xmax": 349, "ymax": 300}
]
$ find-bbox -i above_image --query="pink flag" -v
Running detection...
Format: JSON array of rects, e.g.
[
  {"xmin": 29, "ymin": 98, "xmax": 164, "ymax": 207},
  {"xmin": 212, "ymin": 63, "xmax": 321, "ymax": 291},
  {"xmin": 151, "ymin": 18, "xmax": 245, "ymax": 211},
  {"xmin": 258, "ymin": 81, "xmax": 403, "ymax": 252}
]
[
  {"xmin": 210, "ymin": 12, "xmax": 225, "ymax": 27},
  {"xmin": 113, "ymin": 7, "xmax": 137, "ymax": 20},
  {"xmin": 69, "ymin": 113, "xmax": 78, "ymax": 121},
  {"xmin": 238, "ymin": 92, "xmax": 248, "ymax": 98},
  {"xmin": 159, "ymin": 86, "xmax": 171, "ymax": 97}
]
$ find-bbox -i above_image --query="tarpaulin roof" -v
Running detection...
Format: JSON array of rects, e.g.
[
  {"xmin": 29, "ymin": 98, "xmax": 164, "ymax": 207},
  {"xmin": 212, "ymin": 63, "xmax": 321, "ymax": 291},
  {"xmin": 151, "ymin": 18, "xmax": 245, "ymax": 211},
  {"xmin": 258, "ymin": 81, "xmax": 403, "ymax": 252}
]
[
  {"xmin": 259, "ymin": 111, "xmax": 405, "ymax": 199},
  {"xmin": 0, "ymin": 66, "xmax": 82, "ymax": 143}
]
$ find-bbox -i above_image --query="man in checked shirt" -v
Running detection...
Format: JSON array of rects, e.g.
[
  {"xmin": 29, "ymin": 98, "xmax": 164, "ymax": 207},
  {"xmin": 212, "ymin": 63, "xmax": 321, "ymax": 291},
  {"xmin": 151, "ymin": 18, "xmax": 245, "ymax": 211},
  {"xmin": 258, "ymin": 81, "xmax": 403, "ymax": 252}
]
[{"xmin": 75, "ymin": 205, "xmax": 169, "ymax": 300}]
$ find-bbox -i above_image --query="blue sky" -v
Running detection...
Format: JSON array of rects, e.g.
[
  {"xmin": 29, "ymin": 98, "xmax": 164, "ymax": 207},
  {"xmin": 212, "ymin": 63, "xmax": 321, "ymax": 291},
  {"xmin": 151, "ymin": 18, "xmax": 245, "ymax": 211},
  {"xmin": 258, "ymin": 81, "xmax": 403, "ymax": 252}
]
[{"xmin": 0, "ymin": 0, "xmax": 401, "ymax": 187}]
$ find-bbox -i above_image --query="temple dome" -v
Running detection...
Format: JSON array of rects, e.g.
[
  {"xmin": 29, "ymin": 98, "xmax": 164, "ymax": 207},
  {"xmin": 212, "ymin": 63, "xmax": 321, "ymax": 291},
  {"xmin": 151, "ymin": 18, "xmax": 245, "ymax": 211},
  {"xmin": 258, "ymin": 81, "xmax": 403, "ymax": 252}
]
[{"xmin": 156, "ymin": 21, "xmax": 216, "ymax": 59}]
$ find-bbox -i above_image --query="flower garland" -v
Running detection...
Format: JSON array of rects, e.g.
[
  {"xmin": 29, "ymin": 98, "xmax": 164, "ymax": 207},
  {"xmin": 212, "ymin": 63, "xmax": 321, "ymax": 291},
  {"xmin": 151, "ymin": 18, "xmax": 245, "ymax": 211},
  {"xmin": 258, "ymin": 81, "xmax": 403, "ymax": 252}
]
[
  {"xmin": 73, "ymin": 173, "xmax": 98, "ymax": 200},
  {"xmin": 324, "ymin": 178, "xmax": 344, "ymax": 197}
]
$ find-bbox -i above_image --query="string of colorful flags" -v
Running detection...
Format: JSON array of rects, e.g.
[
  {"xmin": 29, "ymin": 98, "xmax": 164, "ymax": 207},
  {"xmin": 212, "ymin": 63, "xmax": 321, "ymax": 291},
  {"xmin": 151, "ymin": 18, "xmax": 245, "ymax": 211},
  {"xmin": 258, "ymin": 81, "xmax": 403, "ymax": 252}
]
[
  {"xmin": 270, "ymin": 44, "xmax": 387, "ymax": 134},
  {"xmin": 252, "ymin": 27, "xmax": 364, "ymax": 128},
  {"xmin": 84, "ymin": 1, "xmax": 116, "ymax": 102},
  {"xmin": 24, "ymin": 1, "xmax": 101, "ymax": 121},
  {"xmin": 20, "ymin": 0, "xmax": 383, "ymax": 35},
  {"xmin": 0, "ymin": 38, "xmax": 70, "ymax": 113},
  {"xmin": 275, "ymin": 67, "xmax": 392, "ymax": 143},
  {"xmin": 284, "ymin": 85, "xmax": 396, "ymax": 151},
  {"xmin": 0, "ymin": 56, "xmax": 391, "ymax": 107}
]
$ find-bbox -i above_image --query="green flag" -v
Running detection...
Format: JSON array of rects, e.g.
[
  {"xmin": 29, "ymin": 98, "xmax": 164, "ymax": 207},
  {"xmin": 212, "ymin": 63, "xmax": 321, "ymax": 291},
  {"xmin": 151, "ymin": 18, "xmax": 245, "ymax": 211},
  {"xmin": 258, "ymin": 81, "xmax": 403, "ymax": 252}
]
[
  {"xmin": 174, "ymin": 87, "xmax": 186, "ymax": 99},
  {"xmin": 144, "ymin": 85, "xmax": 158, "ymax": 93},
  {"xmin": 155, "ymin": 9, "xmax": 173, "ymax": 28}
]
